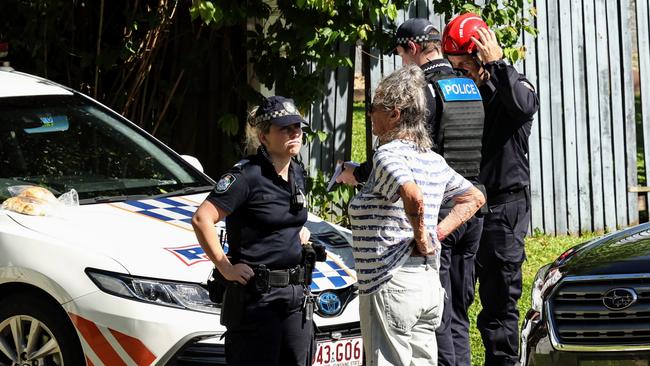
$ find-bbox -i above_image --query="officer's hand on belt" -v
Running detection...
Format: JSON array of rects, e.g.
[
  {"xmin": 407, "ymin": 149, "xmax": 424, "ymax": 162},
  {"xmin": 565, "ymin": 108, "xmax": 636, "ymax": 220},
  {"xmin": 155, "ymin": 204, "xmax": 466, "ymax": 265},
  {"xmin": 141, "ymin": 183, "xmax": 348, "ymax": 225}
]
[
  {"xmin": 470, "ymin": 28, "xmax": 503, "ymax": 64},
  {"xmin": 218, "ymin": 262, "xmax": 255, "ymax": 285},
  {"xmin": 299, "ymin": 226, "xmax": 311, "ymax": 245}
]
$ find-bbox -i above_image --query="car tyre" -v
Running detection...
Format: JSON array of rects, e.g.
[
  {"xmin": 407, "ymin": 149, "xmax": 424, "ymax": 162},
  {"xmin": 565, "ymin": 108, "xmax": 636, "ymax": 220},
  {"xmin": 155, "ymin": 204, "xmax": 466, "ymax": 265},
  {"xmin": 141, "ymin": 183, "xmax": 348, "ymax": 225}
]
[{"xmin": 0, "ymin": 292, "xmax": 84, "ymax": 366}]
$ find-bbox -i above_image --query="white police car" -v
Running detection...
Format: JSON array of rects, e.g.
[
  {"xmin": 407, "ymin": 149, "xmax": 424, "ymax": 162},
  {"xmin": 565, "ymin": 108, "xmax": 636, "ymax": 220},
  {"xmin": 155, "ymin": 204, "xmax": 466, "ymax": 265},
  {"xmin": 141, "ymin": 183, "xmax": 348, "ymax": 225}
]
[{"xmin": 0, "ymin": 69, "xmax": 362, "ymax": 366}]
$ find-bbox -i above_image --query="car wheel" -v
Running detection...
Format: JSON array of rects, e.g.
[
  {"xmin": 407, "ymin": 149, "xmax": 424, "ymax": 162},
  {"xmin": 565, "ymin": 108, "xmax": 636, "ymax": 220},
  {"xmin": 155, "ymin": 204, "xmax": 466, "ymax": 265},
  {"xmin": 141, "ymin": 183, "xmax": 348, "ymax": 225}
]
[{"xmin": 0, "ymin": 292, "xmax": 84, "ymax": 366}]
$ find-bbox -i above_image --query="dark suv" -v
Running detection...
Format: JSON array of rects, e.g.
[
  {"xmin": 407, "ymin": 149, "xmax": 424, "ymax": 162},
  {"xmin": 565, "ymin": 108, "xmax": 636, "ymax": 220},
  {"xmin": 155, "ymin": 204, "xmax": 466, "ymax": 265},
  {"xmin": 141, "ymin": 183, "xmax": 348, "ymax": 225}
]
[{"xmin": 521, "ymin": 223, "xmax": 650, "ymax": 365}]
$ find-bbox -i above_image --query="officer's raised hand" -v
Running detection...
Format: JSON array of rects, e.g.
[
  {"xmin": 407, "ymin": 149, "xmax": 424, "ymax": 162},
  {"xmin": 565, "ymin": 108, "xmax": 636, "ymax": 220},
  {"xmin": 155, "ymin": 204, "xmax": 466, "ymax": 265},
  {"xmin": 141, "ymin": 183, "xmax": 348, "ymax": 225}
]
[{"xmin": 470, "ymin": 27, "xmax": 503, "ymax": 63}]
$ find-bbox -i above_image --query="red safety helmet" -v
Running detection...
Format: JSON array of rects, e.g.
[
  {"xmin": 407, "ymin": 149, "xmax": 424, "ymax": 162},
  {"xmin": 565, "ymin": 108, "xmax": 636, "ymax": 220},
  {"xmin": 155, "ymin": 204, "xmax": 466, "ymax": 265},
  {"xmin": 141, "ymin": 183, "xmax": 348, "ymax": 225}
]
[{"xmin": 442, "ymin": 13, "xmax": 489, "ymax": 55}]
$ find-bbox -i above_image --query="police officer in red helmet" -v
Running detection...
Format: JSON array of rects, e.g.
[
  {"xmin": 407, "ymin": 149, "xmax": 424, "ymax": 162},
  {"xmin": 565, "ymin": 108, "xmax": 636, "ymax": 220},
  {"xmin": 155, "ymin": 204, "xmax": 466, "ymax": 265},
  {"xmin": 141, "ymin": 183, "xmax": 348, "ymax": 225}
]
[{"xmin": 443, "ymin": 13, "xmax": 539, "ymax": 366}]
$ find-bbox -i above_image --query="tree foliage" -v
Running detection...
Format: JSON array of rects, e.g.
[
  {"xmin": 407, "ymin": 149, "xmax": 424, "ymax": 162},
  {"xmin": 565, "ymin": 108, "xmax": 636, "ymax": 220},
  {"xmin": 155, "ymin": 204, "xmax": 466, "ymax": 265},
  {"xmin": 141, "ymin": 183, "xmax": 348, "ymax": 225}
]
[
  {"xmin": 192, "ymin": 0, "xmax": 537, "ymax": 110},
  {"xmin": 0, "ymin": 0, "xmax": 186, "ymax": 130},
  {"xmin": 189, "ymin": 0, "xmax": 411, "ymax": 110},
  {"xmin": 0, "ymin": 0, "xmax": 536, "ymax": 178},
  {"xmin": 0, "ymin": 0, "xmax": 250, "ymax": 176}
]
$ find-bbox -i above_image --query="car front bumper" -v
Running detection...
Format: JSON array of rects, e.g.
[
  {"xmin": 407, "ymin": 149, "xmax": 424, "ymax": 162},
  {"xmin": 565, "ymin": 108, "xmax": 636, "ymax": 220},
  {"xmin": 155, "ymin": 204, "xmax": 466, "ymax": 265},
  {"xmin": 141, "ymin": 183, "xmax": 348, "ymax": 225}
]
[
  {"xmin": 521, "ymin": 310, "xmax": 650, "ymax": 366},
  {"xmin": 63, "ymin": 290, "xmax": 225, "ymax": 365},
  {"xmin": 64, "ymin": 290, "xmax": 361, "ymax": 365}
]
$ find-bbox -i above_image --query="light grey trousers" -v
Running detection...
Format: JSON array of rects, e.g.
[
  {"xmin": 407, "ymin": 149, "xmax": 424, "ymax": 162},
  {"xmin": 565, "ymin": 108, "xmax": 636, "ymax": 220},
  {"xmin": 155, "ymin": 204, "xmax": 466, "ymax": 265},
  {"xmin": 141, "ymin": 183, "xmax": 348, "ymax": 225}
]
[{"xmin": 359, "ymin": 256, "xmax": 444, "ymax": 366}]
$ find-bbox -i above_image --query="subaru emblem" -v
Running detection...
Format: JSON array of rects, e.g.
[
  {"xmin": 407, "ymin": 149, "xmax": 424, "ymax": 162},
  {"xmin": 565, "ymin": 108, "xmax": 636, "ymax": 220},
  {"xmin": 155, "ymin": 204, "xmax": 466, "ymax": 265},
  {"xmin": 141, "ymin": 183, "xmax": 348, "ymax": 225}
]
[
  {"xmin": 603, "ymin": 288, "xmax": 637, "ymax": 311},
  {"xmin": 317, "ymin": 291, "xmax": 342, "ymax": 316}
]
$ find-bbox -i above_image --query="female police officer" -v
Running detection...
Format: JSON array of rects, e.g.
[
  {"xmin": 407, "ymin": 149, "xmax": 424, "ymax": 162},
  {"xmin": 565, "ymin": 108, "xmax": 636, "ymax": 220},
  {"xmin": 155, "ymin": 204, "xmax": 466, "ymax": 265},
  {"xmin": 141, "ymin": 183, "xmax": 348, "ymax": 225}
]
[{"xmin": 192, "ymin": 96, "xmax": 313, "ymax": 366}]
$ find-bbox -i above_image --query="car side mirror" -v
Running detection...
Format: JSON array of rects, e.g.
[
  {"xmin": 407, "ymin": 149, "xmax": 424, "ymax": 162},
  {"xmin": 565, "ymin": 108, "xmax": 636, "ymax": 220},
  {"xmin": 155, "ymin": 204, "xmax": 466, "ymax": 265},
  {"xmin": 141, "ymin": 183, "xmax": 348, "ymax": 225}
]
[{"xmin": 181, "ymin": 155, "xmax": 204, "ymax": 173}]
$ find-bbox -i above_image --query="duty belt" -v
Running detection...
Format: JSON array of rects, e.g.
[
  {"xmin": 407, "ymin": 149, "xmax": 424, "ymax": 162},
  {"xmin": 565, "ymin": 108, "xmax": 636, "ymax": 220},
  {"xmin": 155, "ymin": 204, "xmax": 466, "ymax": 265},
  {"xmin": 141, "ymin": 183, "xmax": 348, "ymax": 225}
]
[
  {"xmin": 255, "ymin": 265, "xmax": 305, "ymax": 287},
  {"xmin": 487, "ymin": 186, "xmax": 529, "ymax": 205}
]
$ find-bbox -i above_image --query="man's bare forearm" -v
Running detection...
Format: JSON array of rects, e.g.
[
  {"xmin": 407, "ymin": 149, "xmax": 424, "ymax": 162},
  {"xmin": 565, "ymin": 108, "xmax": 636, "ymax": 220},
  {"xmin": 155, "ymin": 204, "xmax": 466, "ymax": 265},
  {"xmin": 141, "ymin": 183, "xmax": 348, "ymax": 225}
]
[{"xmin": 437, "ymin": 186, "xmax": 486, "ymax": 241}]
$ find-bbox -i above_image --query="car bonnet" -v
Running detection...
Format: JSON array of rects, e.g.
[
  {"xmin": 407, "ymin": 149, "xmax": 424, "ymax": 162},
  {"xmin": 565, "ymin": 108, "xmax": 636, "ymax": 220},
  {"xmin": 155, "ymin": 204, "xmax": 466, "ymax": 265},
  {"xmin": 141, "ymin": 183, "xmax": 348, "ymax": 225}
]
[{"xmin": 4, "ymin": 193, "xmax": 357, "ymax": 290}]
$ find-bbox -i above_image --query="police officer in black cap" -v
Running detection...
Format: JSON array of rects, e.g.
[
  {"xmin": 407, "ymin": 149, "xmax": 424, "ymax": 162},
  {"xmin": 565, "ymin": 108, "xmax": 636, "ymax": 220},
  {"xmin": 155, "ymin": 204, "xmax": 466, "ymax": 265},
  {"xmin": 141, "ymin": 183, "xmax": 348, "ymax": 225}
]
[
  {"xmin": 337, "ymin": 18, "xmax": 486, "ymax": 366},
  {"xmin": 192, "ymin": 96, "xmax": 313, "ymax": 366},
  {"xmin": 443, "ymin": 13, "xmax": 539, "ymax": 366}
]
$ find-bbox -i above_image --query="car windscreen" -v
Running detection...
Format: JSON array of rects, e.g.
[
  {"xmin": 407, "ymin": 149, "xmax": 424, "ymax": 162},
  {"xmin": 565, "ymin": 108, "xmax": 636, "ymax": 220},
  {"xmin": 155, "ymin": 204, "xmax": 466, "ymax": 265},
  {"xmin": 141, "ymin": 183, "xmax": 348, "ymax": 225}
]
[{"xmin": 0, "ymin": 95, "xmax": 213, "ymax": 202}]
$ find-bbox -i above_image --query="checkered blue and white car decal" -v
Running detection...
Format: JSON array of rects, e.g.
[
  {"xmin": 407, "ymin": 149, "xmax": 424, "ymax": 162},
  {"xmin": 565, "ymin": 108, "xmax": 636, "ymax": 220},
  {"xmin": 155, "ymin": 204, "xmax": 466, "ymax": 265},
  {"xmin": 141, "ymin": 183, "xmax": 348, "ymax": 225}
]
[
  {"xmin": 110, "ymin": 197, "xmax": 356, "ymax": 291},
  {"xmin": 112, "ymin": 197, "xmax": 199, "ymax": 231},
  {"xmin": 310, "ymin": 259, "xmax": 356, "ymax": 291}
]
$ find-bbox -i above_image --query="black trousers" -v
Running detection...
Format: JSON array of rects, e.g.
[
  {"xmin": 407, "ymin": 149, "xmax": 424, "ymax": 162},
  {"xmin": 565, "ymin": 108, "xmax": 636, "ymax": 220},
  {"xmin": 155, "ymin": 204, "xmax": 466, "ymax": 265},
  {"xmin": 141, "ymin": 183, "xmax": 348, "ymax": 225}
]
[
  {"xmin": 476, "ymin": 195, "xmax": 530, "ymax": 366},
  {"xmin": 436, "ymin": 210, "xmax": 484, "ymax": 366},
  {"xmin": 225, "ymin": 284, "xmax": 314, "ymax": 366}
]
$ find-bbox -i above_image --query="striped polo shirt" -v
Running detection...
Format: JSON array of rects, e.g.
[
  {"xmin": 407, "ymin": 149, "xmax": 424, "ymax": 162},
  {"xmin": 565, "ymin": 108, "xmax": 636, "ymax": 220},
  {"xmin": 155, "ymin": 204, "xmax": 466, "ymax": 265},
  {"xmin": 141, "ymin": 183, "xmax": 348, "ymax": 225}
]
[{"xmin": 349, "ymin": 139, "xmax": 472, "ymax": 295}]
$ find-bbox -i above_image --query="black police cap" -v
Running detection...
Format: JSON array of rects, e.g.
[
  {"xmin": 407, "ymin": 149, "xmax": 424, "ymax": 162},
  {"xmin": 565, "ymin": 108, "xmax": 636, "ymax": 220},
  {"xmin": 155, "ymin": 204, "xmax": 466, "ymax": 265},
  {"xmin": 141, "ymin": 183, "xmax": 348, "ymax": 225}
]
[
  {"xmin": 254, "ymin": 96, "xmax": 306, "ymax": 127},
  {"xmin": 391, "ymin": 18, "xmax": 441, "ymax": 55}
]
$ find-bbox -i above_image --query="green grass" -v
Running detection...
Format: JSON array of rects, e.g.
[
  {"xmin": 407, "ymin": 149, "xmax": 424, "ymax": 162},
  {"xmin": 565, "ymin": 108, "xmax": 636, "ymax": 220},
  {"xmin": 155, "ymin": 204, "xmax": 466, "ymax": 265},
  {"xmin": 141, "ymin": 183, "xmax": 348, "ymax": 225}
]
[
  {"xmin": 350, "ymin": 104, "xmax": 601, "ymax": 365},
  {"xmin": 468, "ymin": 234, "xmax": 598, "ymax": 365},
  {"xmin": 351, "ymin": 103, "xmax": 367, "ymax": 163}
]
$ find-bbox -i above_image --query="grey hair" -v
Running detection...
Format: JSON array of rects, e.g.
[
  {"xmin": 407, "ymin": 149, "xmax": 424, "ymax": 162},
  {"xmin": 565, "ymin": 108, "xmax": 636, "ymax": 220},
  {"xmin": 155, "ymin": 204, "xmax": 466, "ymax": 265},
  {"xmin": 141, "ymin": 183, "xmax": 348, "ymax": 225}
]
[
  {"xmin": 373, "ymin": 64, "xmax": 432, "ymax": 150},
  {"xmin": 243, "ymin": 106, "xmax": 272, "ymax": 155}
]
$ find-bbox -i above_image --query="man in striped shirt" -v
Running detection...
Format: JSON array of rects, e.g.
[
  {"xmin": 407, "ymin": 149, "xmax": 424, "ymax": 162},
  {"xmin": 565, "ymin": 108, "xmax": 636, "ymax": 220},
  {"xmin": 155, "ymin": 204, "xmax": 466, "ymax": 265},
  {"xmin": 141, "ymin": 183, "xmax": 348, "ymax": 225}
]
[{"xmin": 349, "ymin": 65, "xmax": 485, "ymax": 365}]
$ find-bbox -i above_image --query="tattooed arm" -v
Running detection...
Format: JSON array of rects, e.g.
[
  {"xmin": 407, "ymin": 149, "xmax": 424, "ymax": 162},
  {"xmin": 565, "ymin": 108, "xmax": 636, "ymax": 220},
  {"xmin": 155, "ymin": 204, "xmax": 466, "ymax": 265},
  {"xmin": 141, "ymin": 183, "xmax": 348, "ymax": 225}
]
[{"xmin": 400, "ymin": 181, "xmax": 433, "ymax": 255}]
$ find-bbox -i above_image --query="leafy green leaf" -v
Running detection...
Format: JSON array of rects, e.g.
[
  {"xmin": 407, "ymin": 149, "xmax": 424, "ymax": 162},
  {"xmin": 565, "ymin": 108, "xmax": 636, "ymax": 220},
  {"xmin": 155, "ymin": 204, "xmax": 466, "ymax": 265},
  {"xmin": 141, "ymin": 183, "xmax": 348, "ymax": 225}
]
[
  {"xmin": 387, "ymin": 4, "xmax": 398, "ymax": 20},
  {"xmin": 198, "ymin": 1, "xmax": 216, "ymax": 25},
  {"xmin": 217, "ymin": 113, "xmax": 239, "ymax": 136},
  {"xmin": 461, "ymin": 4, "xmax": 480, "ymax": 13},
  {"xmin": 316, "ymin": 130, "xmax": 329, "ymax": 142},
  {"xmin": 213, "ymin": 6, "xmax": 224, "ymax": 24},
  {"xmin": 510, "ymin": 49, "xmax": 520, "ymax": 63},
  {"xmin": 189, "ymin": 3, "xmax": 200, "ymax": 21}
]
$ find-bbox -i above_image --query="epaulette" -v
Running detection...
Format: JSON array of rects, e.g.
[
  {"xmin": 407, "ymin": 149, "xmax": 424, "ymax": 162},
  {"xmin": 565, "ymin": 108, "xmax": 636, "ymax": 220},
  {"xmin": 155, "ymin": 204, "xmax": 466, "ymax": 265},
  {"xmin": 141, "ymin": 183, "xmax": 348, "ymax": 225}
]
[{"xmin": 232, "ymin": 158, "xmax": 250, "ymax": 171}]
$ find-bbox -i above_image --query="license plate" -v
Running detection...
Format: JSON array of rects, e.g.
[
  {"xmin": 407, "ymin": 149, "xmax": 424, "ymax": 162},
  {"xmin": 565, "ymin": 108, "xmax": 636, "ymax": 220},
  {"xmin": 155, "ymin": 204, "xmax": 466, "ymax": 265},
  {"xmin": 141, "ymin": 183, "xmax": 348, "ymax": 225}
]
[{"xmin": 313, "ymin": 336, "xmax": 363, "ymax": 366}]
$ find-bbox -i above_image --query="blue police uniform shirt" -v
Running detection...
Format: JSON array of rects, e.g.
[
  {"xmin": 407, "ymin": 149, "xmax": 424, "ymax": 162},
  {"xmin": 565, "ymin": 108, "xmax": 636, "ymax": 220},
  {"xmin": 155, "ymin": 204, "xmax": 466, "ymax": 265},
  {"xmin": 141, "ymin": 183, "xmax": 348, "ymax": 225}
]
[{"xmin": 207, "ymin": 148, "xmax": 308, "ymax": 270}]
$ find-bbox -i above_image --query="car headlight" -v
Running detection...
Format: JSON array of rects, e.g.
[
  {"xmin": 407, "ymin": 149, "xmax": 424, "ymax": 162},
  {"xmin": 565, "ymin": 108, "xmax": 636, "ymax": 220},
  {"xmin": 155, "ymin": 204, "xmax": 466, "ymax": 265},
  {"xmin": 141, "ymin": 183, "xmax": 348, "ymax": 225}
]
[
  {"xmin": 530, "ymin": 264, "xmax": 562, "ymax": 314},
  {"xmin": 86, "ymin": 269, "xmax": 219, "ymax": 314}
]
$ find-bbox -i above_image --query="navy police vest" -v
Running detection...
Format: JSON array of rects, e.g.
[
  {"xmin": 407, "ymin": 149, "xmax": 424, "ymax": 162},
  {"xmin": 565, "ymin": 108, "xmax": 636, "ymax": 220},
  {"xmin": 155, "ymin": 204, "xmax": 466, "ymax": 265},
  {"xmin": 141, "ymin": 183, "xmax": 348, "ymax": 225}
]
[{"xmin": 427, "ymin": 73, "xmax": 485, "ymax": 180}]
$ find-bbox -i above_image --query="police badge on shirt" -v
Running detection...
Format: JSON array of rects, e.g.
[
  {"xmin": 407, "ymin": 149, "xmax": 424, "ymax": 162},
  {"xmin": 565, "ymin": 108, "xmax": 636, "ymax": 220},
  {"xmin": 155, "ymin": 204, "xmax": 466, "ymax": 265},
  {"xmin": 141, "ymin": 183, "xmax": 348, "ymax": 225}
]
[
  {"xmin": 207, "ymin": 165, "xmax": 250, "ymax": 214},
  {"xmin": 215, "ymin": 173, "xmax": 236, "ymax": 193}
]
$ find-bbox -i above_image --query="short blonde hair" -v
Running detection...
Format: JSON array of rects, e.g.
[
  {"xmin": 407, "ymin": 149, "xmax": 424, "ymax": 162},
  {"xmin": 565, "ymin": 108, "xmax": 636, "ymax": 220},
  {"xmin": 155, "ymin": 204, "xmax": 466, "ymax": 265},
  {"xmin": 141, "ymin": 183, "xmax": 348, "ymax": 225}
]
[{"xmin": 243, "ymin": 105, "xmax": 272, "ymax": 155}]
